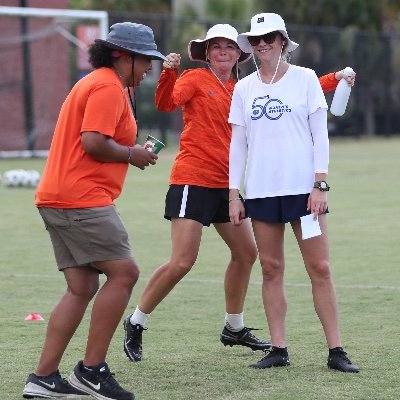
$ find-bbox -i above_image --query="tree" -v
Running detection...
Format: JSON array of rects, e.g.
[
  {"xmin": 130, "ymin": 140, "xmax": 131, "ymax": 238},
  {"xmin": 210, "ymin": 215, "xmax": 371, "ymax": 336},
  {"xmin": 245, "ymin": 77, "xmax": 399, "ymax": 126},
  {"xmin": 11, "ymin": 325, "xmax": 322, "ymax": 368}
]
[{"xmin": 249, "ymin": 0, "xmax": 400, "ymax": 136}]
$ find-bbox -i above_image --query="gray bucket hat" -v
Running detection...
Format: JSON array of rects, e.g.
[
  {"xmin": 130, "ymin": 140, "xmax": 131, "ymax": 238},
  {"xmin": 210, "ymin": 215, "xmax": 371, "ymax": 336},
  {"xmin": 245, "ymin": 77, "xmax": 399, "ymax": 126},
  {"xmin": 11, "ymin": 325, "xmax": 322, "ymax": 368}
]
[{"xmin": 95, "ymin": 22, "xmax": 167, "ymax": 61}]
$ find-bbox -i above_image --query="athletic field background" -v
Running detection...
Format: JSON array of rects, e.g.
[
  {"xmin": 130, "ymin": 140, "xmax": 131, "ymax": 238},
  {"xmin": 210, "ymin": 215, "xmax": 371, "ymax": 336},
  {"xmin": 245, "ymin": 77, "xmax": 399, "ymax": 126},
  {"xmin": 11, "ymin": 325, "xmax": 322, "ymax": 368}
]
[{"xmin": 0, "ymin": 137, "xmax": 399, "ymax": 399}]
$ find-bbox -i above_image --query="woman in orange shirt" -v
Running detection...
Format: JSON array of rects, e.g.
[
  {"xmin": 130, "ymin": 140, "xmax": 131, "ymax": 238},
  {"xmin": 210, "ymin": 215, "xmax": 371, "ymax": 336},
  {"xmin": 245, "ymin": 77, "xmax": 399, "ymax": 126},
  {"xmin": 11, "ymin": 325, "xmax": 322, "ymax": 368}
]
[
  {"xmin": 23, "ymin": 23, "xmax": 165, "ymax": 400},
  {"xmin": 122, "ymin": 24, "xmax": 355, "ymax": 363}
]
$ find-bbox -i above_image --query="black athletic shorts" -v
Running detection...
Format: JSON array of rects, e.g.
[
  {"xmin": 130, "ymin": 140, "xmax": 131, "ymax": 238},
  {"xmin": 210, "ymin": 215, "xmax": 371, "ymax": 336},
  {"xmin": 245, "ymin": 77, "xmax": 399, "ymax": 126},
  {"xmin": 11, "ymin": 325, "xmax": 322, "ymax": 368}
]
[
  {"xmin": 245, "ymin": 194, "xmax": 328, "ymax": 223},
  {"xmin": 164, "ymin": 185, "xmax": 241, "ymax": 227}
]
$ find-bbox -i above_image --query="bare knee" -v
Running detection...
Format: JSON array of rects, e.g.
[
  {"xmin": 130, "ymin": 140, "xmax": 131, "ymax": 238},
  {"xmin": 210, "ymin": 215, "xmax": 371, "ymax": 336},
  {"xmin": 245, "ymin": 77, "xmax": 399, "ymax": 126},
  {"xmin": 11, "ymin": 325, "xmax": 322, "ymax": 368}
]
[
  {"xmin": 118, "ymin": 259, "xmax": 140, "ymax": 288},
  {"xmin": 307, "ymin": 260, "xmax": 331, "ymax": 282},
  {"xmin": 97, "ymin": 258, "xmax": 140, "ymax": 291},
  {"xmin": 128, "ymin": 262, "xmax": 140, "ymax": 286},
  {"xmin": 231, "ymin": 242, "xmax": 258, "ymax": 269},
  {"xmin": 67, "ymin": 279, "xmax": 99, "ymax": 302},
  {"xmin": 259, "ymin": 255, "xmax": 284, "ymax": 281},
  {"xmin": 238, "ymin": 245, "xmax": 258, "ymax": 266},
  {"xmin": 169, "ymin": 257, "xmax": 196, "ymax": 280}
]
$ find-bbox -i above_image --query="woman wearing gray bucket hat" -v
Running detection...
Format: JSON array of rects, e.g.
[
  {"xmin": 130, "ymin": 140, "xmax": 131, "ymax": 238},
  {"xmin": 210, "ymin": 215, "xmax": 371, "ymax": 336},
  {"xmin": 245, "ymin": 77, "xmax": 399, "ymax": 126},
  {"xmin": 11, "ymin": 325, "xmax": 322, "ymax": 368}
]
[
  {"xmin": 23, "ymin": 22, "xmax": 165, "ymax": 400},
  {"xmin": 229, "ymin": 13, "xmax": 359, "ymax": 372},
  {"xmin": 122, "ymin": 23, "xmax": 273, "ymax": 364}
]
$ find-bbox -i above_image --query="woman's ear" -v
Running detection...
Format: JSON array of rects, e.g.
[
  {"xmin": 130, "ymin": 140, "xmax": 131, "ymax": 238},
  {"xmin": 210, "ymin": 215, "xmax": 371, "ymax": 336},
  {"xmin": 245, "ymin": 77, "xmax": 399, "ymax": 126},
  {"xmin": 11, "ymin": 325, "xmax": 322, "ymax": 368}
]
[{"xmin": 123, "ymin": 53, "xmax": 134, "ymax": 63}]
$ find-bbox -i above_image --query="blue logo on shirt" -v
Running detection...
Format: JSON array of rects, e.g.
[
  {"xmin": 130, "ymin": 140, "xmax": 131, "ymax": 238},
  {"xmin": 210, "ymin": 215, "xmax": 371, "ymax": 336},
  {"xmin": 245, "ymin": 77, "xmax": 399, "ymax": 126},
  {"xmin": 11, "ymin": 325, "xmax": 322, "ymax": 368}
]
[{"xmin": 251, "ymin": 96, "xmax": 291, "ymax": 120}]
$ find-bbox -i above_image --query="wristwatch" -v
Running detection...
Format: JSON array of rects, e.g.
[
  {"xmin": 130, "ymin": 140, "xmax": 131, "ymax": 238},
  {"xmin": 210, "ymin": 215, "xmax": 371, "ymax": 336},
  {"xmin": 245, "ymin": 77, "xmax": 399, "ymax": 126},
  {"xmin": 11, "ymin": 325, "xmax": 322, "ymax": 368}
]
[{"xmin": 313, "ymin": 180, "xmax": 330, "ymax": 191}]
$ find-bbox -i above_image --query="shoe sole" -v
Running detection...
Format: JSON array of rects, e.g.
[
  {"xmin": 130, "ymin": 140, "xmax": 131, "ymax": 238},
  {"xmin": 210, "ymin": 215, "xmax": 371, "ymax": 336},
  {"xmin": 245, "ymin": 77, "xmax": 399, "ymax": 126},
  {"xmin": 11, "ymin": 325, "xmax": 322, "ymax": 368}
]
[
  {"xmin": 69, "ymin": 372, "xmax": 135, "ymax": 400},
  {"xmin": 123, "ymin": 319, "xmax": 143, "ymax": 362},
  {"xmin": 250, "ymin": 361, "xmax": 290, "ymax": 369},
  {"xmin": 220, "ymin": 336, "xmax": 272, "ymax": 352},
  {"xmin": 328, "ymin": 365, "xmax": 359, "ymax": 373},
  {"xmin": 23, "ymin": 382, "xmax": 87, "ymax": 398},
  {"xmin": 68, "ymin": 373, "xmax": 102, "ymax": 399}
]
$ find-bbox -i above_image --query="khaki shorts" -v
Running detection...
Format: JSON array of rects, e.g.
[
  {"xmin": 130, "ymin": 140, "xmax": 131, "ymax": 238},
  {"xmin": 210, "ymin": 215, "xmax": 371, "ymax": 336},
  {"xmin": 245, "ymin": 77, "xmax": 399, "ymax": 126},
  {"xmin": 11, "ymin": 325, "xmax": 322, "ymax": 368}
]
[{"xmin": 38, "ymin": 206, "xmax": 132, "ymax": 270}]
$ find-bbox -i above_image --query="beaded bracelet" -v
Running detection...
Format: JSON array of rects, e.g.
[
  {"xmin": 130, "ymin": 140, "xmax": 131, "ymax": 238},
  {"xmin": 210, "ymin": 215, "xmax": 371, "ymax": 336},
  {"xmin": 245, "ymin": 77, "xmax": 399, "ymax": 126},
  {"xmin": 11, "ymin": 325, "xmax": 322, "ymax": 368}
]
[
  {"xmin": 229, "ymin": 197, "xmax": 242, "ymax": 203},
  {"xmin": 127, "ymin": 146, "xmax": 132, "ymax": 162}
]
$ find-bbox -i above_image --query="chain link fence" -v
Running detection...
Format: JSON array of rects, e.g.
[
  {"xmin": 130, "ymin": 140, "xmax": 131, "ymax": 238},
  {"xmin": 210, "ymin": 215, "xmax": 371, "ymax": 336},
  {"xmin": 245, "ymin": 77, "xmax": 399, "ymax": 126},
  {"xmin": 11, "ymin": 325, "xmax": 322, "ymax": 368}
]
[
  {"xmin": 0, "ymin": 10, "xmax": 398, "ymax": 154},
  {"xmin": 115, "ymin": 12, "xmax": 399, "ymax": 144}
]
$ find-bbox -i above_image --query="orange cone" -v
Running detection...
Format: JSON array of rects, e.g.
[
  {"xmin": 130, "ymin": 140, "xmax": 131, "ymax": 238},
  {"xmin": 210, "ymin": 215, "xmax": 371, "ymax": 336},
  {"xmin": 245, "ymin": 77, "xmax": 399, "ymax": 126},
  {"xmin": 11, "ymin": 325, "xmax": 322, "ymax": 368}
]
[{"xmin": 25, "ymin": 313, "xmax": 45, "ymax": 321}]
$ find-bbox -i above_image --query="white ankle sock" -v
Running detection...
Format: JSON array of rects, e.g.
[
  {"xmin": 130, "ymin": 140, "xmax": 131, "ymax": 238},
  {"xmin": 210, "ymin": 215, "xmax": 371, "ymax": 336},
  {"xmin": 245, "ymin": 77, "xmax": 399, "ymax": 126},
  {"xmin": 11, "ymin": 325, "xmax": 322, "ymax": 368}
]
[
  {"xmin": 225, "ymin": 312, "xmax": 244, "ymax": 332},
  {"xmin": 129, "ymin": 306, "xmax": 150, "ymax": 327}
]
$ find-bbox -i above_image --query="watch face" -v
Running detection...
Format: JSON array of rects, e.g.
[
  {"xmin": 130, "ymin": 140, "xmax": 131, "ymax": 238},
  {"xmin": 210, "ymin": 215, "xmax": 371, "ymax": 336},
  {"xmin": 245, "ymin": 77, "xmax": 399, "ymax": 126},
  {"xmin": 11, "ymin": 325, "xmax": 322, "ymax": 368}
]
[{"xmin": 320, "ymin": 181, "xmax": 327, "ymax": 189}]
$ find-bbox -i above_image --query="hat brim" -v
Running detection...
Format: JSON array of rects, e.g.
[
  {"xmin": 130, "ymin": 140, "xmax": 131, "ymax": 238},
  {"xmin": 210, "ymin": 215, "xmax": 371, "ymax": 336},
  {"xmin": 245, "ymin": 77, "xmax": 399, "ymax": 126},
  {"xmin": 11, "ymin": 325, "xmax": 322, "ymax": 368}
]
[
  {"xmin": 188, "ymin": 39, "xmax": 252, "ymax": 64},
  {"xmin": 95, "ymin": 39, "xmax": 167, "ymax": 61},
  {"xmin": 237, "ymin": 30, "xmax": 299, "ymax": 54}
]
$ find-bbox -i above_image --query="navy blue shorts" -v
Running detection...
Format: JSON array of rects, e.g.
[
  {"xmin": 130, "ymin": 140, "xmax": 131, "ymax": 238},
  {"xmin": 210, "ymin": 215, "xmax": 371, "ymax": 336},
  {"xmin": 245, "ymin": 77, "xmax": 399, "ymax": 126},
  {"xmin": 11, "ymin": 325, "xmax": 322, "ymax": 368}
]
[
  {"xmin": 245, "ymin": 194, "xmax": 328, "ymax": 223},
  {"xmin": 164, "ymin": 185, "xmax": 243, "ymax": 227}
]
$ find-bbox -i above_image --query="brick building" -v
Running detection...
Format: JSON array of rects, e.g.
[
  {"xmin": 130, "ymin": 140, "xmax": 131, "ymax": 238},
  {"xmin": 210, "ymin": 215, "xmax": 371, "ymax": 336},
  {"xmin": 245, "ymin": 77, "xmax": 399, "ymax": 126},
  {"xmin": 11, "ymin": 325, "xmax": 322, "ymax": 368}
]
[{"xmin": 0, "ymin": 0, "xmax": 71, "ymax": 153}]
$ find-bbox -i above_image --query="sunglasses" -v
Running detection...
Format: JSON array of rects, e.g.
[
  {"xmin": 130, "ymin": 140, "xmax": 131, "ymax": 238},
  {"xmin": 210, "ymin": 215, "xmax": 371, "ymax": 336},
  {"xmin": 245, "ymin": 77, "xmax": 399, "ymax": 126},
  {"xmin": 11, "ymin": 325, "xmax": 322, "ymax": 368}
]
[{"xmin": 248, "ymin": 31, "xmax": 280, "ymax": 46}]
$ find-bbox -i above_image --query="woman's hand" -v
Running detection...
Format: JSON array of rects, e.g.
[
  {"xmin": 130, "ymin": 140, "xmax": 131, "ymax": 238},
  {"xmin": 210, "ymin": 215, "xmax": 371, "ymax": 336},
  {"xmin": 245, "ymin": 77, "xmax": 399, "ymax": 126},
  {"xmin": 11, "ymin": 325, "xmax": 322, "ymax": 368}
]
[
  {"xmin": 229, "ymin": 198, "xmax": 246, "ymax": 226},
  {"xmin": 130, "ymin": 145, "xmax": 158, "ymax": 170},
  {"xmin": 163, "ymin": 53, "xmax": 181, "ymax": 69},
  {"xmin": 307, "ymin": 190, "xmax": 328, "ymax": 220},
  {"xmin": 335, "ymin": 69, "xmax": 356, "ymax": 86}
]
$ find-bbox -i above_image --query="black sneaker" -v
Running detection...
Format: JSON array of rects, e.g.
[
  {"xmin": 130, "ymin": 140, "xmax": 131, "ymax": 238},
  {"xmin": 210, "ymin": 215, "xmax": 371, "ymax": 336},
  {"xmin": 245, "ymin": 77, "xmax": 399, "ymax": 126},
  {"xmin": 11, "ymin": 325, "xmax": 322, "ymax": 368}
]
[
  {"xmin": 250, "ymin": 346, "xmax": 291, "ymax": 369},
  {"xmin": 23, "ymin": 370, "xmax": 89, "ymax": 398},
  {"xmin": 327, "ymin": 347, "xmax": 360, "ymax": 373},
  {"xmin": 220, "ymin": 326, "xmax": 272, "ymax": 352},
  {"xmin": 123, "ymin": 314, "xmax": 145, "ymax": 361},
  {"xmin": 69, "ymin": 361, "xmax": 134, "ymax": 400}
]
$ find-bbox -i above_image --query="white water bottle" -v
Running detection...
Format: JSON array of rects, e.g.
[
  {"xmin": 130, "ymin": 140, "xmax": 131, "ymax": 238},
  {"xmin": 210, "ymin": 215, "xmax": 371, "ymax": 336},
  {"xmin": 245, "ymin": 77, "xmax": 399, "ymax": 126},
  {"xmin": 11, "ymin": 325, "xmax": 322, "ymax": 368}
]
[{"xmin": 330, "ymin": 67, "xmax": 354, "ymax": 116}]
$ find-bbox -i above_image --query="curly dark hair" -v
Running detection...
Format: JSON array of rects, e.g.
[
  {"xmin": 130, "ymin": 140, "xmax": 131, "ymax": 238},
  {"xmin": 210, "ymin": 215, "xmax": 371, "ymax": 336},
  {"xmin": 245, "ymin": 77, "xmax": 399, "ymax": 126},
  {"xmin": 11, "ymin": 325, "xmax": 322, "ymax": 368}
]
[{"xmin": 88, "ymin": 42, "xmax": 117, "ymax": 68}]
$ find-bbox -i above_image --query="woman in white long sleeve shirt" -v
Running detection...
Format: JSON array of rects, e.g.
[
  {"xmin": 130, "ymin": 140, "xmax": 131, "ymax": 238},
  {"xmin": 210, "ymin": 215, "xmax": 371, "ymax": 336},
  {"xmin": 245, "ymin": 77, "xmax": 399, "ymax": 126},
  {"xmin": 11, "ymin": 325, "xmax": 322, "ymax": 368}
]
[{"xmin": 228, "ymin": 13, "xmax": 359, "ymax": 373}]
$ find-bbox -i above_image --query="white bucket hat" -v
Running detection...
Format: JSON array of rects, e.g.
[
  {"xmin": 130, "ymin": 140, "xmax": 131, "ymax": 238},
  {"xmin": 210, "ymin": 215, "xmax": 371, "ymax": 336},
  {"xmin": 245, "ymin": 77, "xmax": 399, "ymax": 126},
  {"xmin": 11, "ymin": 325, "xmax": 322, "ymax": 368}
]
[
  {"xmin": 188, "ymin": 24, "xmax": 252, "ymax": 64},
  {"xmin": 237, "ymin": 13, "xmax": 299, "ymax": 54}
]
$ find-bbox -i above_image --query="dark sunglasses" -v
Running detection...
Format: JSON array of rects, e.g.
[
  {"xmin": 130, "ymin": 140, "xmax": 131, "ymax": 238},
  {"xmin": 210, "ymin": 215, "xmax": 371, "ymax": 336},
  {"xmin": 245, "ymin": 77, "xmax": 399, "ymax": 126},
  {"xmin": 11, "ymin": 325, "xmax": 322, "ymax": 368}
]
[{"xmin": 248, "ymin": 31, "xmax": 279, "ymax": 46}]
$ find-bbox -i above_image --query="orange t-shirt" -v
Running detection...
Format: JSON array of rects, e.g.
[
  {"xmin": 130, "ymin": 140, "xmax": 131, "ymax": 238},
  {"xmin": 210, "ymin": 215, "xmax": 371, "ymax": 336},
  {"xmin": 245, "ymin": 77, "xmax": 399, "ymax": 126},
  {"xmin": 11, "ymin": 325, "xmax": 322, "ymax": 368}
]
[
  {"xmin": 35, "ymin": 67, "xmax": 136, "ymax": 208},
  {"xmin": 156, "ymin": 68, "xmax": 235, "ymax": 188}
]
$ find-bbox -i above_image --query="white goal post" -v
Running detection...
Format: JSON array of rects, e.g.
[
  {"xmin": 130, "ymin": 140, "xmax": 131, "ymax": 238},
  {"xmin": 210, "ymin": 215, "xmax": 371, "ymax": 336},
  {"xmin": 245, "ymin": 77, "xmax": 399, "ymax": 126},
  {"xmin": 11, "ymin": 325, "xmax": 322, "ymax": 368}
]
[
  {"xmin": 0, "ymin": 6, "xmax": 109, "ymax": 39},
  {"xmin": 0, "ymin": 6, "xmax": 109, "ymax": 157}
]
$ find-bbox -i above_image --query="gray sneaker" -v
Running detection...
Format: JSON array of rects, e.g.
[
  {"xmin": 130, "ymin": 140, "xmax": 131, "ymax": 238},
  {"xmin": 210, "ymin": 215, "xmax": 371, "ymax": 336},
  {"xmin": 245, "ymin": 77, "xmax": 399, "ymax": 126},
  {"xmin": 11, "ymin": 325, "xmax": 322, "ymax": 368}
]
[
  {"xmin": 69, "ymin": 361, "xmax": 134, "ymax": 400},
  {"xmin": 23, "ymin": 369, "xmax": 89, "ymax": 398},
  {"xmin": 123, "ymin": 314, "xmax": 145, "ymax": 361}
]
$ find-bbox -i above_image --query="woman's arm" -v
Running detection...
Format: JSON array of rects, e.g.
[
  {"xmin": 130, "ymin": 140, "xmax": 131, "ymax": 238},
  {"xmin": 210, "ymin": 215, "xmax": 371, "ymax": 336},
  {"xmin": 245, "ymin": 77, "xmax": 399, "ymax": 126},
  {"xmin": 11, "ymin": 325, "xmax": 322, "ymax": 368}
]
[
  {"xmin": 81, "ymin": 131, "xmax": 157, "ymax": 170},
  {"xmin": 319, "ymin": 68, "xmax": 356, "ymax": 93},
  {"xmin": 229, "ymin": 124, "xmax": 247, "ymax": 225}
]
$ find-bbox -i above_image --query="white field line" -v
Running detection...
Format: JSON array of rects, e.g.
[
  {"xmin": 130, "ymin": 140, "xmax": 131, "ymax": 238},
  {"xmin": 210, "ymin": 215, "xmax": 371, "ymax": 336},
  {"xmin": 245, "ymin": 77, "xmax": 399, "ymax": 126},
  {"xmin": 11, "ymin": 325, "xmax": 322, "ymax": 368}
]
[{"xmin": 2, "ymin": 273, "xmax": 400, "ymax": 290}]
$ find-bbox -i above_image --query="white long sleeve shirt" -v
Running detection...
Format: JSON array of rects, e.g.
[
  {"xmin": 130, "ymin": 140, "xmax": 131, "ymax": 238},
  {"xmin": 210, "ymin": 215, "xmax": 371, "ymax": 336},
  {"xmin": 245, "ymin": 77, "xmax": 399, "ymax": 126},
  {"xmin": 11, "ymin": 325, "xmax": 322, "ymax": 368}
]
[{"xmin": 229, "ymin": 65, "xmax": 329, "ymax": 199}]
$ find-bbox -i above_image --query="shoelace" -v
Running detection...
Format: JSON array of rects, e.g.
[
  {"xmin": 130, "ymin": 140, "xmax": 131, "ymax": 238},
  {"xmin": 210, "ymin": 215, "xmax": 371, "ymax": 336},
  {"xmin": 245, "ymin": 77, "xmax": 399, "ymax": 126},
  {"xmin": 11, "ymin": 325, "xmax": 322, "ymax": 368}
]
[
  {"xmin": 335, "ymin": 350, "xmax": 352, "ymax": 364},
  {"xmin": 242, "ymin": 327, "xmax": 267, "ymax": 343},
  {"xmin": 100, "ymin": 371, "xmax": 125, "ymax": 390},
  {"xmin": 242, "ymin": 327, "xmax": 261, "ymax": 337},
  {"xmin": 257, "ymin": 349, "xmax": 270, "ymax": 360},
  {"xmin": 263, "ymin": 346, "xmax": 288, "ymax": 357},
  {"xmin": 131, "ymin": 326, "xmax": 146, "ymax": 345}
]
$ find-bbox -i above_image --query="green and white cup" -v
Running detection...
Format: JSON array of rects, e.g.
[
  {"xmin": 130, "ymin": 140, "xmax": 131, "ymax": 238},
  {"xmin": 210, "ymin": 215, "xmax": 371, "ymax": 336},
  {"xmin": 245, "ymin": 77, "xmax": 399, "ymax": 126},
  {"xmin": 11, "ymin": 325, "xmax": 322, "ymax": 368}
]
[{"xmin": 143, "ymin": 134, "xmax": 165, "ymax": 154}]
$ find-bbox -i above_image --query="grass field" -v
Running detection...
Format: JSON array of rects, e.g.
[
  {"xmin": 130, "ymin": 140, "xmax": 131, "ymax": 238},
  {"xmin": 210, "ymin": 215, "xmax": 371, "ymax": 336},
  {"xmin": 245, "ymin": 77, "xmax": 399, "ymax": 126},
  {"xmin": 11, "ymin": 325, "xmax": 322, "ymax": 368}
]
[{"xmin": 0, "ymin": 137, "xmax": 399, "ymax": 399}]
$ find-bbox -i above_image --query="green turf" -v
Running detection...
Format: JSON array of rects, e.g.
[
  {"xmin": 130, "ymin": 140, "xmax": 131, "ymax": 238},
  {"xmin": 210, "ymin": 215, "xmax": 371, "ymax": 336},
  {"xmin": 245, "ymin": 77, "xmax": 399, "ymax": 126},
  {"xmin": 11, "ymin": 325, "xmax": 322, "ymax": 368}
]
[{"xmin": 1, "ymin": 137, "xmax": 399, "ymax": 399}]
